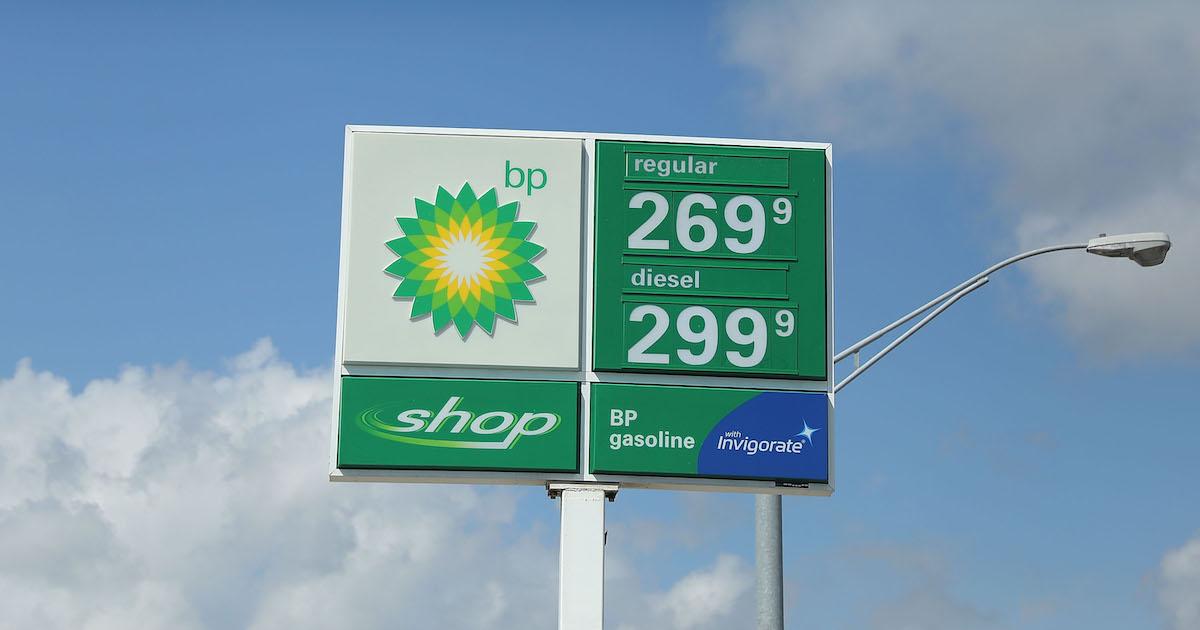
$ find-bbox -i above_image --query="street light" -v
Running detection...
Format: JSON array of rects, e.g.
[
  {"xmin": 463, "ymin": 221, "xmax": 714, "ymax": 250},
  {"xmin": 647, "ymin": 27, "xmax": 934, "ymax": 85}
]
[
  {"xmin": 1086, "ymin": 232, "xmax": 1171, "ymax": 267},
  {"xmin": 755, "ymin": 231, "xmax": 1173, "ymax": 630}
]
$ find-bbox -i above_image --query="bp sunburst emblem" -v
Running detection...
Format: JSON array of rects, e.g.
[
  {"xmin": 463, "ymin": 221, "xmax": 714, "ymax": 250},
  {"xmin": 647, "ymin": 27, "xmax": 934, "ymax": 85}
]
[{"xmin": 384, "ymin": 183, "xmax": 545, "ymax": 339}]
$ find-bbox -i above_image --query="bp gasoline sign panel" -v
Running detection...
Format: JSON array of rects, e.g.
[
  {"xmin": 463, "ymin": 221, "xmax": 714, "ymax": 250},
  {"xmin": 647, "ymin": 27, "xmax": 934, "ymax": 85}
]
[
  {"xmin": 592, "ymin": 141, "xmax": 827, "ymax": 380},
  {"xmin": 337, "ymin": 376, "xmax": 579, "ymax": 473},
  {"xmin": 332, "ymin": 127, "xmax": 832, "ymax": 495},
  {"xmin": 590, "ymin": 383, "xmax": 829, "ymax": 484},
  {"xmin": 340, "ymin": 131, "xmax": 584, "ymax": 370}
]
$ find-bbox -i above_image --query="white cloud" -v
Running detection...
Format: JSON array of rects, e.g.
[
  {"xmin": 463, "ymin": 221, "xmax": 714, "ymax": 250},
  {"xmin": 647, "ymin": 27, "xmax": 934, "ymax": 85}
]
[
  {"xmin": 725, "ymin": 1, "xmax": 1200, "ymax": 356},
  {"xmin": 868, "ymin": 586, "xmax": 1000, "ymax": 630},
  {"xmin": 608, "ymin": 552, "xmax": 752, "ymax": 630},
  {"xmin": 0, "ymin": 341, "xmax": 753, "ymax": 629},
  {"xmin": 653, "ymin": 554, "xmax": 751, "ymax": 628},
  {"xmin": 828, "ymin": 542, "xmax": 1001, "ymax": 629},
  {"xmin": 1161, "ymin": 533, "xmax": 1200, "ymax": 630},
  {"xmin": 0, "ymin": 342, "xmax": 557, "ymax": 629}
]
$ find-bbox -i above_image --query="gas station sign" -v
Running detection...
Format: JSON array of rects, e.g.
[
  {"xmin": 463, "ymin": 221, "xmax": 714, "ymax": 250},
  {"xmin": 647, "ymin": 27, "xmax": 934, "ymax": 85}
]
[
  {"xmin": 331, "ymin": 127, "xmax": 832, "ymax": 495},
  {"xmin": 338, "ymin": 377, "xmax": 578, "ymax": 473},
  {"xmin": 590, "ymin": 383, "xmax": 830, "ymax": 483},
  {"xmin": 338, "ymin": 131, "xmax": 584, "ymax": 370},
  {"xmin": 591, "ymin": 141, "xmax": 827, "ymax": 380}
]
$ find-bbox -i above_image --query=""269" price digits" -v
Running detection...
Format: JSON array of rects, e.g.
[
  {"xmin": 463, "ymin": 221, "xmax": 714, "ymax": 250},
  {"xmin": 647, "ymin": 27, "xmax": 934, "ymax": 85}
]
[{"xmin": 627, "ymin": 191, "xmax": 795, "ymax": 256}]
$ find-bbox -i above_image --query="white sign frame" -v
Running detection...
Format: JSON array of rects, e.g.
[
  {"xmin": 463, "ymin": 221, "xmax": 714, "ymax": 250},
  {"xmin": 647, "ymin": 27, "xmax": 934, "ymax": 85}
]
[{"xmin": 330, "ymin": 126, "xmax": 834, "ymax": 496}]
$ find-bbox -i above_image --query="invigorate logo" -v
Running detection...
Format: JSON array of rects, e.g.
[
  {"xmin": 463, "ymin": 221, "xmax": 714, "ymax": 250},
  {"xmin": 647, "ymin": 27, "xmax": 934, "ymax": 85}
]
[
  {"xmin": 715, "ymin": 421, "xmax": 821, "ymax": 456},
  {"xmin": 358, "ymin": 396, "xmax": 560, "ymax": 450},
  {"xmin": 696, "ymin": 392, "xmax": 829, "ymax": 482},
  {"xmin": 384, "ymin": 183, "xmax": 546, "ymax": 339}
]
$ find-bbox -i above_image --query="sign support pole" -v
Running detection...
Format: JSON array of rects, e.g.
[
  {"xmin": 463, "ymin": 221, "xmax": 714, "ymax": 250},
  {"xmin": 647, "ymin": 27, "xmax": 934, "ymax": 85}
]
[
  {"xmin": 550, "ymin": 483, "xmax": 618, "ymax": 630},
  {"xmin": 755, "ymin": 494, "xmax": 784, "ymax": 630}
]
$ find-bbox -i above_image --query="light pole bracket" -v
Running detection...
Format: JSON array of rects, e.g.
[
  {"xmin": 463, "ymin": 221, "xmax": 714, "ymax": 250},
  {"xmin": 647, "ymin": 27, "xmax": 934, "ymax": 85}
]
[{"xmin": 547, "ymin": 482, "xmax": 620, "ymax": 502}]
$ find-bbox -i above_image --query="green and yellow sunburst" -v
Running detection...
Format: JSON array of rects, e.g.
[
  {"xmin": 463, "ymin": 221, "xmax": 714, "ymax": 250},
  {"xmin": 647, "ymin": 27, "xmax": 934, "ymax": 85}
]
[{"xmin": 384, "ymin": 183, "xmax": 545, "ymax": 339}]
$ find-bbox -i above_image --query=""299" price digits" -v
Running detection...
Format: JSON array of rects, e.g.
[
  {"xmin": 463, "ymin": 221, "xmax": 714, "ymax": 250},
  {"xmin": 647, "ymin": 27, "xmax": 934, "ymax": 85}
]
[{"xmin": 626, "ymin": 304, "xmax": 797, "ymax": 371}]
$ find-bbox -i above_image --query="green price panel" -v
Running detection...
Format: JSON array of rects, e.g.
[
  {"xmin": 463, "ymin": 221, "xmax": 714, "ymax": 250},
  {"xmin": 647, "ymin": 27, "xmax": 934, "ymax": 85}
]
[{"xmin": 593, "ymin": 141, "xmax": 828, "ymax": 379}]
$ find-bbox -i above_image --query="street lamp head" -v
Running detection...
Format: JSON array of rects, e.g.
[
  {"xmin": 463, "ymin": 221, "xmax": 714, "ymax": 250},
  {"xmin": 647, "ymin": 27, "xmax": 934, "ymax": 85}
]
[{"xmin": 1085, "ymin": 232, "xmax": 1172, "ymax": 267}]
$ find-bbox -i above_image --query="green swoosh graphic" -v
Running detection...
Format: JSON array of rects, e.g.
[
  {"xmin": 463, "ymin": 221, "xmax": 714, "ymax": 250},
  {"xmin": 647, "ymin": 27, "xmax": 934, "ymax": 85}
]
[{"xmin": 356, "ymin": 406, "xmax": 560, "ymax": 451}]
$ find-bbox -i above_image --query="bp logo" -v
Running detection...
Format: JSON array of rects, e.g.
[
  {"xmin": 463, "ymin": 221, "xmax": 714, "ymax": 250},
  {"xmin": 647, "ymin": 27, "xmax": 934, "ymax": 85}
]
[{"xmin": 384, "ymin": 183, "xmax": 545, "ymax": 339}]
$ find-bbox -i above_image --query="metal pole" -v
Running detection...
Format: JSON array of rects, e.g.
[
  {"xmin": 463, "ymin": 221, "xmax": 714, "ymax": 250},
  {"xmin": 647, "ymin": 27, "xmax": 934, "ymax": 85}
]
[
  {"xmin": 756, "ymin": 493, "xmax": 784, "ymax": 630},
  {"xmin": 747, "ymin": 237, "xmax": 1148, "ymax": 629},
  {"xmin": 757, "ymin": 245, "xmax": 1083, "ymax": 628},
  {"xmin": 552, "ymin": 483, "xmax": 618, "ymax": 630}
]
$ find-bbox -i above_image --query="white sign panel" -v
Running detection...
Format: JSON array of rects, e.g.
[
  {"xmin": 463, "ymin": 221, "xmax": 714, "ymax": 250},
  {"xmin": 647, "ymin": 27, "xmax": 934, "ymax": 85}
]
[{"xmin": 340, "ymin": 131, "xmax": 583, "ymax": 370}]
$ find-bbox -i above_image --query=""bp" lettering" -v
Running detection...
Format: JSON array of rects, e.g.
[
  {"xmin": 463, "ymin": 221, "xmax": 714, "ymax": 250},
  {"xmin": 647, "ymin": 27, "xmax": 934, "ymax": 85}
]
[{"xmin": 505, "ymin": 160, "xmax": 547, "ymax": 196}]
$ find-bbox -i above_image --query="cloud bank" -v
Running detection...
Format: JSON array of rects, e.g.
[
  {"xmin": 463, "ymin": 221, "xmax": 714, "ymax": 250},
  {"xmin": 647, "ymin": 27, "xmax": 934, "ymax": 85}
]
[
  {"xmin": 725, "ymin": 1, "xmax": 1200, "ymax": 356},
  {"xmin": 0, "ymin": 341, "xmax": 750, "ymax": 629},
  {"xmin": 1161, "ymin": 532, "xmax": 1200, "ymax": 630}
]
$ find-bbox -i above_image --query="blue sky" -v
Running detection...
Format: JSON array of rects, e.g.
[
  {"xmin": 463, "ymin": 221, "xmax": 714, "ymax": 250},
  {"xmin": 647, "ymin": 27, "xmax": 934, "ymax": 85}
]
[{"xmin": 2, "ymin": 2, "xmax": 1199, "ymax": 629}]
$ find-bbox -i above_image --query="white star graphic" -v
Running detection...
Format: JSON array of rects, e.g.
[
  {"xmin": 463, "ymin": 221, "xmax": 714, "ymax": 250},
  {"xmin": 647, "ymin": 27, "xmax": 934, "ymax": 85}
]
[{"xmin": 795, "ymin": 421, "xmax": 821, "ymax": 444}]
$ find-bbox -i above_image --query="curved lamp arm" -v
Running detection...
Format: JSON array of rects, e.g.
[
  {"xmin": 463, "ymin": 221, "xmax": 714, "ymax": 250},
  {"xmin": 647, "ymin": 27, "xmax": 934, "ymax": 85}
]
[
  {"xmin": 835, "ymin": 243, "xmax": 1087, "ymax": 365},
  {"xmin": 832, "ymin": 232, "xmax": 1170, "ymax": 390},
  {"xmin": 834, "ymin": 276, "xmax": 991, "ymax": 393}
]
